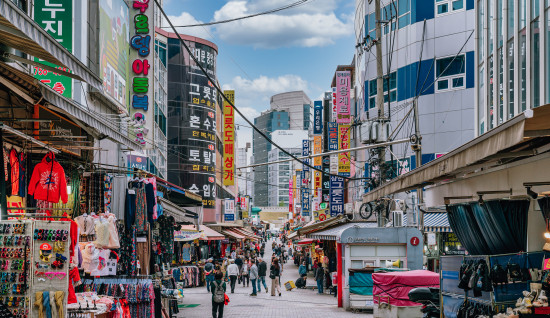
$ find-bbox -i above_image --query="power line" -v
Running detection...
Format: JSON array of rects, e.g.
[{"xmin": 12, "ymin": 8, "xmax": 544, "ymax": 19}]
[
  {"xmin": 160, "ymin": 0, "xmax": 310, "ymax": 28},
  {"xmin": 156, "ymin": 0, "xmax": 353, "ymax": 181}
]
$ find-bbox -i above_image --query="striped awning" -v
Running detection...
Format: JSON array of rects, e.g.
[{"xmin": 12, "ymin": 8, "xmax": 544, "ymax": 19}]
[
  {"xmin": 0, "ymin": 0, "xmax": 103, "ymax": 91},
  {"xmin": 221, "ymin": 229, "xmax": 245, "ymax": 240},
  {"xmin": 423, "ymin": 212, "xmax": 452, "ymax": 233},
  {"xmin": 307, "ymin": 222, "xmax": 377, "ymax": 241}
]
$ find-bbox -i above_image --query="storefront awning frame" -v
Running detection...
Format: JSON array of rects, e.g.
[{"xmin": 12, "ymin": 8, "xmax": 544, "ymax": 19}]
[
  {"xmin": 363, "ymin": 105, "xmax": 550, "ymax": 203},
  {"xmin": 0, "ymin": 0, "xmax": 103, "ymax": 91},
  {"xmin": 221, "ymin": 229, "xmax": 245, "ymax": 240},
  {"xmin": 158, "ymin": 197, "xmax": 198, "ymax": 225}
]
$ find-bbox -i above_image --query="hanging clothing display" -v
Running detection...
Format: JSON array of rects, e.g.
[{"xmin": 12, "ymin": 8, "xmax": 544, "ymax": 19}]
[
  {"xmin": 171, "ymin": 266, "xmax": 201, "ymax": 288},
  {"xmin": 28, "ymin": 152, "xmax": 68, "ymax": 204},
  {"xmin": 9, "ymin": 148, "xmax": 19, "ymax": 196}
]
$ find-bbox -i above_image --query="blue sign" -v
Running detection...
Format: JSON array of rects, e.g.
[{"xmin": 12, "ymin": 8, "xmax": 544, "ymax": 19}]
[
  {"xmin": 327, "ymin": 122, "xmax": 338, "ymax": 151},
  {"xmin": 330, "ymin": 176, "xmax": 344, "ymax": 217},
  {"xmin": 224, "ymin": 214, "xmax": 235, "ymax": 221},
  {"xmin": 302, "ymin": 139, "xmax": 310, "ymax": 171},
  {"xmin": 302, "ymin": 188, "xmax": 310, "ymax": 216},
  {"xmin": 313, "ymin": 100, "xmax": 323, "ymax": 135}
]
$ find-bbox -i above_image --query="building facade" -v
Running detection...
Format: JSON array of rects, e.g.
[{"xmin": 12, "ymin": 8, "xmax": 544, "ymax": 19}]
[
  {"xmin": 356, "ymin": 0, "xmax": 476, "ymax": 179},
  {"xmin": 252, "ymin": 110, "xmax": 290, "ymax": 206},
  {"xmin": 161, "ymin": 29, "xmax": 222, "ymax": 223},
  {"xmin": 475, "ymin": 0, "xmax": 550, "ymax": 134},
  {"xmin": 270, "ymin": 91, "xmax": 313, "ymax": 131}
]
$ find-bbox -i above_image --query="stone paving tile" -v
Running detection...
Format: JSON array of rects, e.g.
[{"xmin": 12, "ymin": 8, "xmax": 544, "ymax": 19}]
[{"xmin": 177, "ymin": 238, "xmax": 373, "ymax": 317}]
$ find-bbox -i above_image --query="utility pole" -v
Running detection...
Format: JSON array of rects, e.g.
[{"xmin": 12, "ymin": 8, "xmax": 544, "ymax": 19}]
[
  {"xmin": 375, "ymin": 0, "xmax": 387, "ymax": 227},
  {"xmin": 412, "ymin": 99, "xmax": 423, "ymax": 229}
]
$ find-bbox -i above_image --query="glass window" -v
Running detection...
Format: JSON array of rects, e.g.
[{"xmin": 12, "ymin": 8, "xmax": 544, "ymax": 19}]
[
  {"xmin": 436, "ymin": 0, "xmax": 465, "ymax": 15},
  {"xmin": 508, "ymin": 0, "xmax": 514, "ymax": 39},
  {"xmin": 489, "ymin": 55, "xmax": 494, "ymax": 129},
  {"xmin": 520, "ymin": 0, "xmax": 526, "ymax": 29},
  {"xmin": 478, "ymin": 0, "xmax": 484, "ymax": 63},
  {"xmin": 369, "ymin": 80, "xmax": 377, "ymax": 97},
  {"xmin": 398, "ymin": 0, "xmax": 411, "ymax": 28},
  {"xmin": 520, "ymin": 33, "xmax": 527, "ymax": 111},
  {"xmin": 508, "ymin": 40, "xmax": 515, "ymax": 117},
  {"xmin": 478, "ymin": 67, "xmax": 485, "ymax": 131},
  {"xmin": 453, "ymin": 0, "xmax": 464, "ymax": 10},
  {"xmin": 498, "ymin": 48, "xmax": 504, "ymax": 123},
  {"xmin": 438, "ymin": 2, "xmax": 449, "ymax": 13},
  {"xmin": 497, "ymin": 0, "xmax": 503, "ymax": 48},
  {"xmin": 488, "ymin": 0, "xmax": 494, "ymax": 54},
  {"xmin": 531, "ymin": 19, "xmax": 541, "ymax": 107},
  {"xmin": 436, "ymin": 55, "xmax": 466, "ymax": 77},
  {"xmin": 452, "ymin": 77, "xmax": 464, "ymax": 87},
  {"xmin": 438, "ymin": 80, "xmax": 449, "ymax": 90},
  {"xmin": 532, "ymin": 0, "xmax": 540, "ymax": 18}
]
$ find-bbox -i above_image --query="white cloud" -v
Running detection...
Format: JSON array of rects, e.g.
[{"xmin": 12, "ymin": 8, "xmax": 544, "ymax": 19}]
[
  {"xmin": 222, "ymin": 74, "xmax": 310, "ymax": 147},
  {"xmin": 212, "ymin": 0, "xmax": 353, "ymax": 48},
  {"xmin": 163, "ymin": 12, "xmax": 213, "ymax": 40}
]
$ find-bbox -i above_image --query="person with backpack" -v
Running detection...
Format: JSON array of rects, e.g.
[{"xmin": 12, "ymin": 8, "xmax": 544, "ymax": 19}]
[
  {"xmin": 211, "ymin": 271, "xmax": 226, "ymax": 318},
  {"xmin": 270, "ymin": 258, "xmax": 282, "ymax": 297},
  {"xmin": 205, "ymin": 258, "xmax": 215, "ymax": 292}
]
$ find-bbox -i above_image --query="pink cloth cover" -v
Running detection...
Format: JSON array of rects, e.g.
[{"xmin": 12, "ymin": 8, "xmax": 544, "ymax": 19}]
[{"xmin": 372, "ymin": 270, "xmax": 440, "ymax": 307}]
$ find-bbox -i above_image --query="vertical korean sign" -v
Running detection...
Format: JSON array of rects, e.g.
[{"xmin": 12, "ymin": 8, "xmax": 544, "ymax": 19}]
[
  {"xmin": 289, "ymin": 178, "xmax": 294, "ymax": 213},
  {"xmin": 301, "ymin": 140, "xmax": 310, "ymax": 217},
  {"xmin": 129, "ymin": 0, "xmax": 155, "ymax": 147},
  {"xmin": 223, "ymin": 90, "xmax": 235, "ymax": 186},
  {"xmin": 338, "ymin": 125, "xmax": 351, "ymax": 177},
  {"xmin": 330, "ymin": 176, "xmax": 345, "ymax": 217},
  {"xmin": 34, "ymin": 0, "xmax": 73, "ymax": 98},
  {"xmin": 224, "ymin": 199, "xmax": 235, "ymax": 222},
  {"xmin": 331, "ymin": 87, "xmax": 337, "ymax": 120},
  {"xmin": 313, "ymin": 136, "xmax": 322, "ymax": 197},
  {"xmin": 336, "ymin": 71, "xmax": 351, "ymax": 124},
  {"xmin": 327, "ymin": 122, "xmax": 338, "ymax": 174}
]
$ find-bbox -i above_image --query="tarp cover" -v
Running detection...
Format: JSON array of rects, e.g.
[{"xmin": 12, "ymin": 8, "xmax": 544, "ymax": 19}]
[{"xmin": 372, "ymin": 270, "xmax": 440, "ymax": 306}]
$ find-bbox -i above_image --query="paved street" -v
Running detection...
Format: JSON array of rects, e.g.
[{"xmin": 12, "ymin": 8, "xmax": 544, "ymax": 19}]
[{"xmin": 177, "ymin": 238, "xmax": 371, "ymax": 317}]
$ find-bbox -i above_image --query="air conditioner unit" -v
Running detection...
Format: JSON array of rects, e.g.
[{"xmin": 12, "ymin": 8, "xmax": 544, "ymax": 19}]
[
  {"xmin": 361, "ymin": 121, "xmax": 372, "ymax": 144},
  {"xmin": 392, "ymin": 211, "xmax": 404, "ymax": 227}
]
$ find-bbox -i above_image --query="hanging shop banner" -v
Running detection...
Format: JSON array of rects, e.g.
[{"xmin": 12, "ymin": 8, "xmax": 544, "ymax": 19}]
[
  {"xmin": 223, "ymin": 90, "xmax": 235, "ymax": 186},
  {"xmin": 302, "ymin": 139, "xmax": 310, "ymax": 172},
  {"xmin": 322, "ymin": 157, "xmax": 331, "ymax": 202},
  {"xmin": 289, "ymin": 178, "xmax": 294, "ymax": 212},
  {"xmin": 313, "ymin": 136, "xmax": 322, "ymax": 167},
  {"xmin": 301, "ymin": 188, "xmax": 310, "ymax": 217},
  {"xmin": 129, "ymin": 0, "xmax": 155, "ymax": 147},
  {"xmin": 336, "ymin": 71, "xmax": 351, "ymax": 124},
  {"xmin": 99, "ymin": 0, "xmax": 130, "ymax": 109},
  {"xmin": 242, "ymin": 196, "xmax": 250, "ymax": 218},
  {"xmin": 330, "ymin": 155, "xmax": 338, "ymax": 174},
  {"xmin": 327, "ymin": 122, "xmax": 338, "ymax": 151},
  {"xmin": 33, "ymin": 0, "xmax": 74, "ymax": 98},
  {"xmin": 224, "ymin": 199, "xmax": 235, "ymax": 222},
  {"xmin": 338, "ymin": 124, "xmax": 351, "ymax": 177},
  {"xmin": 127, "ymin": 154, "xmax": 148, "ymax": 170},
  {"xmin": 174, "ymin": 230, "xmax": 201, "ymax": 241},
  {"xmin": 331, "ymin": 87, "xmax": 337, "ymax": 120},
  {"xmin": 313, "ymin": 100, "xmax": 323, "ymax": 135},
  {"xmin": 330, "ymin": 176, "xmax": 345, "ymax": 217}
]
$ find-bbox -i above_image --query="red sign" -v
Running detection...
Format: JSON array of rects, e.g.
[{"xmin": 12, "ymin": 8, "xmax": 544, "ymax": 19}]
[
  {"xmin": 410, "ymin": 237, "xmax": 420, "ymax": 246},
  {"xmin": 544, "ymin": 258, "xmax": 550, "ymax": 270}
]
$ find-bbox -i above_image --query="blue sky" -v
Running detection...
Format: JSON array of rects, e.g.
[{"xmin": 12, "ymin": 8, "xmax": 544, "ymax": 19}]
[{"xmin": 163, "ymin": 0, "xmax": 356, "ymax": 147}]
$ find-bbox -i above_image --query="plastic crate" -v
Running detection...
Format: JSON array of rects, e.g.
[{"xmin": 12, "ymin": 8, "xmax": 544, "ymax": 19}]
[{"xmin": 284, "ymin": 281, "xmax": 296, "ymax": 291}]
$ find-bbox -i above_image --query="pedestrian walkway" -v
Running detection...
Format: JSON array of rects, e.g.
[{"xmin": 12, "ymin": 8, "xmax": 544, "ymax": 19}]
[{"xmin": 177, "ymin": 237, "xmax": 371, "ymax": 317}]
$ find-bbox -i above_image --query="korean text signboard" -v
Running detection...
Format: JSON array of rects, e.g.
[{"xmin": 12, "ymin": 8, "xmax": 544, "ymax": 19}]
[
  {"xmin": 338, "ymin": 124, "xmax": 351, "ymax": 177},
  {"xmin": 289, "ymin": 178, "xmax": 294, "ymax": 213},
  {"xmin": 330, "ymin": 176, "xmax": 345, "ymax": 217},
  {"xmin": 336, "ymin": 71, "xmax": 351, "ymax": 124},
  {"xmin": 34, "ymin": 0, "xmax": 73, "ymax": 98},
  {"xmin": 313, "ymin": 136, "xmax": 322, "ymax": 196},
  {"xmin": 223, "ymin": 90, "xmax": 235, "ymax": 186},
  {"xmin": 313, "ymin": 100, "xmax": 323, "ymax": 135},
  {"xmin": 327, "ymin": 122, "xmax": 338, "ymax": 151},
  {"xmin": 331, "ymin": 87, "xmax": 337, "ymax": 120},
  {"xmin": 224, "ymin": 199, "xmax": 235, "ymax": 222},
  {"xmin": 129, "ymin": 0, "xmax": 155, "ymax": 147},
  {"xmin": 302, "ymin": 139, "xmax": 311, "ymax": 216}
]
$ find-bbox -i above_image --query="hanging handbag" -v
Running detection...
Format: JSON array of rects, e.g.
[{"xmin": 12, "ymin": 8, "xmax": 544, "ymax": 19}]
[{"xmin": 507, "ymin": 262, "xmax": 522, "ymax": 282}]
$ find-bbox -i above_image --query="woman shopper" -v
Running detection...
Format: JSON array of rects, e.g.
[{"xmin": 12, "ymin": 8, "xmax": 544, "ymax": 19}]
[
  {"xmin": 211, "ymin": 271, "xmax": 226, "ymax": 318},
  {"xmin": 270, "ymin": 258, "xmax": 282, "ymax": 297}
]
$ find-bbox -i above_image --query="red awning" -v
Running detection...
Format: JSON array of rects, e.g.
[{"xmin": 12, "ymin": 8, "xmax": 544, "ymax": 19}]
[
  {"xmin": 296, "ymin": 238, "xmax": 316, "ymax": 245},
  {"xmin": 221, "ymin": 229, "xmax": 245, "ymax": 240}
]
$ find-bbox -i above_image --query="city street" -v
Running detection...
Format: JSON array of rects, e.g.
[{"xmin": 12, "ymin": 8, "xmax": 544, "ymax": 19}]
[{"xmin": 177, "ymin": 239, "xmax": 371, "ymax": 317}]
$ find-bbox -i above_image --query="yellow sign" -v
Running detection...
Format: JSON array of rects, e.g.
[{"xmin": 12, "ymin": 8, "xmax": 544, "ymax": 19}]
[
  {"xmin": 313, "ymin": 136, "xmax": 322, "ymax": 166},
  {"xmin": 314, "ymin": 209, "xmax": 328, "ymax": 222},
  {"xmin": 338, "ymin": 124, "xmax": 351, "ymax": 176},
  {"xmin": 223, "ymin": 90, "xmax": 235, "ymax": 185}
]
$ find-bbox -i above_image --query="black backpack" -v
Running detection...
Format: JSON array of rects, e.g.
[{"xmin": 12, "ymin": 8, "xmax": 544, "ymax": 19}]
[{"xmin": 490, "ymin": 264, "xmax": 508, "ymax": 292}]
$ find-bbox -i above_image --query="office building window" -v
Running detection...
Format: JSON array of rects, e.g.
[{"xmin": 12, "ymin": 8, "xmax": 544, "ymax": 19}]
[
  {"xmin": 436, "ymin": 0, "xmax": 464, "ymax": 15},
  {"xmin": 508, "ymin": 40, "xmax": 514, "ymax": 118},
  {"xmin": 436, "ymin": 55, "xmax": 466, "ymax": 91},
  {"xmin": 478, "ymin": 0, "xmax": 484, "ymax": 63},
  {"xmin": 369, "ymin": 72, "xmax": 397, "ymax": 106},
  {"xmin": 508, "ymin": 0, "xmax": 514, "ymax": 40},
  {"xmin": 398, "ymin": 0, "xmax": 411, "ymax": 28},
  {"xmin": 478, "ymin": 67, "xmax": 485, "ymax": 133},
  {"xmin": 382, "ymin": 5, "xmax": 396, "ymax": 35},
  {"xmin": 531, "ymin": 18, "xmax": 541, "ymax": 107}
]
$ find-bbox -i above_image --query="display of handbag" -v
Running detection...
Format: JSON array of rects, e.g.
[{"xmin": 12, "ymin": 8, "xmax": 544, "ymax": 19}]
[
  {"xmin": 490, "ymin": 264, "xmax": 508, "ymax": 292},
  {"xmin": 507, "ymin": 262, "xmax": 522, "ymax": 282}
]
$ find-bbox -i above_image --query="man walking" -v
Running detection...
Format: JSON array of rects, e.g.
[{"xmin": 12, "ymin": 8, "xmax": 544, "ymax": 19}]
[
  {"xmin": 249, "ymin": 259, "xmax": 259, "ymax": 296},
  {"xmin": 315, "ymin": 264, "xmax": 324, "ymax": 294},
  {"xmin": 227, "ymin": 259, "xmax": 239, "ymax": 293},
  {"xmin": 205, "ymin": 258, "xmax": 215, "ymax": 292},
  {"xmin": 235, "ymin": 255, "xmax": 243, "ymax": 283},
  {"xmin": 257, "ymin": 258, "xmax": 268, "ymax": 293},
  {"xmin": 211, "ymin": 271, "xmax": 226, "ymax": 318}
]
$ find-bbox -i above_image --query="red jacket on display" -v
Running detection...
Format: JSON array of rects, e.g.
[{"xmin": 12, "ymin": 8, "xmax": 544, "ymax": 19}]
[{"xmin": 28, "ymin": 152, "xmax": 68, "ymax": 204}]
